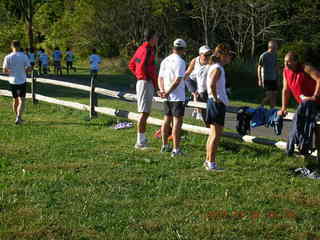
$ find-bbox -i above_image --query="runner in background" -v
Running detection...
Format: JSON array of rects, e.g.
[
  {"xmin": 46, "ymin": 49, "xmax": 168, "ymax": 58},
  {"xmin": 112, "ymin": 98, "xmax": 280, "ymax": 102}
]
[
  {"xmin": 257, "ymin": 40, "xmax": 279, "ymax": 109},
  {"xmin": 39, "ymin": 49, "xmax": 49, "ymax": 75},
  {"xmin": 89, "ymin": 48, "xmax": 102, "ymax": 81},
  {"xmin": 2, "ymin": 40, "xmax": 31, "ymax": 124},
  {"xmin": 52, "ymin": 47, "xmax": 63, "ymax": 76},
  {"xmin": 65, "ymin": 48, "xmax": 75, "ymax": 74}
]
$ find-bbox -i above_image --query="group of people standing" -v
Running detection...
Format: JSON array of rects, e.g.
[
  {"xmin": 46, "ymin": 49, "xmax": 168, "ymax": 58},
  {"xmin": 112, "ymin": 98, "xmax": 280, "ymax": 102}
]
[
  {"xmin": 129, "ymin": 30, "xmax": 233, "ymax": 171},
  {"xmin": 2, "ymin": 32, "xmax": 320, "ymax": 171},
  {"xmin": 129, "ymin": 29, "xmax": 320, "ymax": 171}
]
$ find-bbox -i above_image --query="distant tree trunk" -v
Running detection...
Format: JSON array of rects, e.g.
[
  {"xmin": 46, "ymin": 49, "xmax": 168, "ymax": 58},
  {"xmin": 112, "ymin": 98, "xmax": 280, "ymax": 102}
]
[
  {"xmin": 27, "ymin": 0, "xmax": 33, "ymax": 49},
  {"xmin": 250, "ymin": 5, "xmax": 255, "ymax": 58}
]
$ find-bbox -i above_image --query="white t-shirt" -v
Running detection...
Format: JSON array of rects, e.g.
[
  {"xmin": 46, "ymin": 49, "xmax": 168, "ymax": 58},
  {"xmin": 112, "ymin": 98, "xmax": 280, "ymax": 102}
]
[
  {"xmin": 89, "ymin": 54, "xmax": 101, "ymax": 71},
  {"xmin": 207, "ymin": 63, "xmax": 229, "ymax": 105},
  {"xmin": 65, "ymin": 51, "xmax": 74, "ymax": 62},
  {"xmin": 39, "ymin": 53, "xmax": 49, "ymax": 65},
  {"xmin": 2, "ymin": 52, "xmax": 30, "ymax": 85},
  {"xmin": 159, "ymin": 53, "xmax": 186, "ymax": 101},
  {"xmin": 52, "ymin": 50, "xmax": 62, "ymax": 61}
]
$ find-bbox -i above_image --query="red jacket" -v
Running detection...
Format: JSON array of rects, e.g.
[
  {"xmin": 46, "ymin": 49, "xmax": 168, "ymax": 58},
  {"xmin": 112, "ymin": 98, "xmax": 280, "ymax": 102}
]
[{"xmin": 128, "ymin": 42, "xmax": 158, "ymax": 88}]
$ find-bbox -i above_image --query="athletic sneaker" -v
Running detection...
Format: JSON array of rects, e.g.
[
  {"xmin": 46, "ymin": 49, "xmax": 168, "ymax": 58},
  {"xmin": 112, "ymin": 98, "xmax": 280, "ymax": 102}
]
[
  {"xmin": 15, "ymin": 117, "xmax": 24, "ymax": 125},
  {"xmin": 192, "ymin": 110, "xmax": 197, "ymax": 118},
  {"xmin": 196, "ymin": 112, "xmax": 204, "ymax": 121},
  {"xmin": 171, "ymin": 149, "xmax": 184, "ymax": 158},
  {"xmin": 160, "ymin": 145, "xmax": 172, "ymax": 153},
  {"xmin": 134, "ymin": 139, "xmax": 148, "ymax": 149},
  {"xmin": 203, "ymin": 161, "xmax": 224, "ymax": 172}
]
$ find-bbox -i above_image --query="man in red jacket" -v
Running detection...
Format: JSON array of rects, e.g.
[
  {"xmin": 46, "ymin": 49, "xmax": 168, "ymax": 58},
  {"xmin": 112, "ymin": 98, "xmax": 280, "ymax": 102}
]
[{"xmin": 128, "ymin": 29, "xmax": 158, "ymax": 149}]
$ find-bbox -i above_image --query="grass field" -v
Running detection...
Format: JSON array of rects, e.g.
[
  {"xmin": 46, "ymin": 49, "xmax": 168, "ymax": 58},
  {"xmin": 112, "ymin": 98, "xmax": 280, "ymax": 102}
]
[{"xmin": 1, "ymin": 72, "xmax": 320, "ymax": 239}]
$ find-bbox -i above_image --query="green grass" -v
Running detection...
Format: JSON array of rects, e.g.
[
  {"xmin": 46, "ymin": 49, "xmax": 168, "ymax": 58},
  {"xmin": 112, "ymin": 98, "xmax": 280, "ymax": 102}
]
[{"xmin": 1, "ymin": 85, "xmax": 320, "ymax": 239}]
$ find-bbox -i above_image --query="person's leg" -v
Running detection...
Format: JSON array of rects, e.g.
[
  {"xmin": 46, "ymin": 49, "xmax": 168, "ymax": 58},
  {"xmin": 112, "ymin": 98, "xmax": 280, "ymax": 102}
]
[
  {"xmin": 138, "ymin": 112, "xmax": 149, "ymax": 135},
  {"xmin": 261, "ymin": 91, "xmax": 272, "ymax": 107},
  {"xmin": 172, "ymin": 116, "xmax": 183, "ymax": 151},
  {"xmin": 270, "ymin": 91, "xmax": 277, "ymax": 109},
  {"xmin": 12, "ymin": 98, "xmax": 19, "ymax": 116},
  {"xmin": 59, "ymin": 62, "xmax": 62, "ymax": 76},
  {"xmin": 17, "ymin": 97, "xmax": 25, "ymax": 119},
  {"xmin": 315, "ymin": 126, "xmax": 320, "ymax": 164},
  {"xmin": 162, "ymin": 115, "xmax": 173, "ymax": 146},
  {"xmin": 206, "ymin": 124, "xmax": 224, "ymax": 163},
  {"xmin": 135, "ymin": 81, "xmax": 153, "ymax": 146}
]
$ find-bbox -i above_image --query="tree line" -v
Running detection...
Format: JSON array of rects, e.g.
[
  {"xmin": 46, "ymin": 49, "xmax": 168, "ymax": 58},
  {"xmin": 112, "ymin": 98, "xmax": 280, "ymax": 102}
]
[{"xmin": 0, "ymin": 0, "xmax": 320, "ymax": 59}]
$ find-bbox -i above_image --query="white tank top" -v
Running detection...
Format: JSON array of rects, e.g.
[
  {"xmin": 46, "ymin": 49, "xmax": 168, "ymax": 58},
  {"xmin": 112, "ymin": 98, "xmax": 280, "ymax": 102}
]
[
  {"xmin": 206, "ymin": 63, "xmax": 229, "ymax": 105},
  {"xmin": 189, "ymin": 56, "xmax": 208, "ymax": 93}
]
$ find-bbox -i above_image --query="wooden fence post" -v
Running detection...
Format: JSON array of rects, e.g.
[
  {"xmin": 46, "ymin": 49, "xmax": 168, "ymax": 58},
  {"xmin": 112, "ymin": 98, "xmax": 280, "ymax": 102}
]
[
  {"xmin": 89, "ymin": 70, "xmax": 98, "ymax": 119},
  {"xmin": 31, "ymin": 69, "xmax": 37, "ymax": 104}
]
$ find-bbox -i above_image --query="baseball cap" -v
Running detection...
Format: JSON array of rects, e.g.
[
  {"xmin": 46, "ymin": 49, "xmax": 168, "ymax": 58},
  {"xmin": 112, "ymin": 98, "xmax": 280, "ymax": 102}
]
[
  {"xmin": 173, "ymin": 39, "xmax": 187, "ymax": 48},
  {"xmin": 199, "ymin": 45, "xmax": 211, "ymax": 55}
]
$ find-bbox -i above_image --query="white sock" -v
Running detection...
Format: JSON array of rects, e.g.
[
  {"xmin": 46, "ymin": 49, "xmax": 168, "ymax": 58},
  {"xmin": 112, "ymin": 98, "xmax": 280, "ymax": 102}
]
[{"xmin": 173, "ymin": 148, "xmax": 180, "ymax": 153}]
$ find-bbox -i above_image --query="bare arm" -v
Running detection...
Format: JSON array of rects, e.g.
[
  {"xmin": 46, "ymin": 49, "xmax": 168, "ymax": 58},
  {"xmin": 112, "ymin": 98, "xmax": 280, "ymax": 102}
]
[
  {"xmin": 164, "ymin": 77, "xmax": 183, "ymax": 97},
  {"xmin": 208, "ymin": 68, "xmax": 221, "ymax": 102},
  {"xmin": 304, "ymin": 64, "xmax": 320, "ymax": 101},
  {"xmin": 183, "ymin": 58, "xmax": 196, "ymax": 80},
  {"xmin": 281, "ymin": 72, "xmax": 291, "ymax": 115},
  {"xmin": 158, "ymin": 76, "xmax": 165, "ymax": 93},
  {"xmin": 257, "ymin": 65, "xmax": 262, "ymax": 86}
]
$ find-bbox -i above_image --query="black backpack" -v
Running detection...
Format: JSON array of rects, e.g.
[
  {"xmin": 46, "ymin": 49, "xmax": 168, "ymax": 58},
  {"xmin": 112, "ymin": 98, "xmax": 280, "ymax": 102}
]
[{"xmin": 236, "ymin": 107, "xmax": 253, "ymax": 136}]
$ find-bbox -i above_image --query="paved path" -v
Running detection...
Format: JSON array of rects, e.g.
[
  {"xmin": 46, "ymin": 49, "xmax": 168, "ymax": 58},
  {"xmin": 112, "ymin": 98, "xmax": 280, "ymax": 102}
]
[{"xmin": 42, "ymin": 75, "xmax": 292, "ymax": 141}]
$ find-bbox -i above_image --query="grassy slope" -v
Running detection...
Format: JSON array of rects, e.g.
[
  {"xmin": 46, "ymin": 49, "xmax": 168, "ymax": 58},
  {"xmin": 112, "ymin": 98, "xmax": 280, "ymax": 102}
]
[{"xmin": 0, "ymin": 80, "xmax": 320, "ymax": 239}]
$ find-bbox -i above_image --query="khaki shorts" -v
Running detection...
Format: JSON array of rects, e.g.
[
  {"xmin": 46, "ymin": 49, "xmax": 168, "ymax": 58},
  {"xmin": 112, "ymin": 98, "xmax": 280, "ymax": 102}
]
[{"xmin": 136, "ymin": 80, "xmax": 154, "ymax": 113}]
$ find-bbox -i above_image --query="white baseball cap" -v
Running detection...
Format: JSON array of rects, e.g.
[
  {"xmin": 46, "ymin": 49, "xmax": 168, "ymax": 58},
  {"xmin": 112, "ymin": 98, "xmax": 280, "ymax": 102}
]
[
  {"xmin": 199, "ymin": 45, "xmax": 211, "ymax": 55},
  {"xmin": 173, "ymin": 39, "xmax": 187, "ymax": 48}
]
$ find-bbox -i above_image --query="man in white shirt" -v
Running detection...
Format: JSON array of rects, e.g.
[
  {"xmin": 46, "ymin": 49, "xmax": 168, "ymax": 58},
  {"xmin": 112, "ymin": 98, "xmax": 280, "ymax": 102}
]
[
  {"xmin": 158, "ymin": 39, "xmax": 187, "ymax": 157},
  {"xmin": 2, "ymin": 40, "xmax": 31, "ymax": 124}
]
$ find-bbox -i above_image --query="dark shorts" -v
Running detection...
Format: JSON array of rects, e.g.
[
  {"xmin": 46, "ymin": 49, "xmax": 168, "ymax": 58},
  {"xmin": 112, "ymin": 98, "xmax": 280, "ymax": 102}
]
[
  {"xmin": 206, "ymin": 98, "xmax": 226, "ymax": 126},
  {"xmin": 198, "ymin": 92, "xmax": 208, "ymax": 102},
  {"xmin": 10, "ymin": 83, "xmax": 27, "ymax": 98},
  {"xmin": 264, "ymin": 80, "xmax": 278, "ymax": 91},
  {"xmin": 164, "ymin": 101, "xmax": 185, "ymax": 117},
  {"xmin": 54, "ymin": 61, "xmax": 61, "ymax": 68}
]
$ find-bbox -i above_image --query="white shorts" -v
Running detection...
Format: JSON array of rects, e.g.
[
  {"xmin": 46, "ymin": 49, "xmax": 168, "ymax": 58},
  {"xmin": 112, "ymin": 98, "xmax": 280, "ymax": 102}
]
[{"xmin": 136, "ymin": 80, "xmax": 154, "ymax": 113}]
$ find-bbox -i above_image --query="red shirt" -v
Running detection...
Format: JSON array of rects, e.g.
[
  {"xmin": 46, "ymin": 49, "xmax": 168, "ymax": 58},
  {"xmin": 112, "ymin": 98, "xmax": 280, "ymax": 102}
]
[
  {"xmin": 128, "ymin": 42, "xmax": 158, "ymax": 88},
  {"xmin": 284, "ymin": 66, "xmax": 320, "ymax": 104}
]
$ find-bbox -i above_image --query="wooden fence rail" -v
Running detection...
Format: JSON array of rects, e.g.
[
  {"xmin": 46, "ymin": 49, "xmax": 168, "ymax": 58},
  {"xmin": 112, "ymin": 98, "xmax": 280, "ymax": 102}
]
[
  {"xmin": 0, "ymin": 75, "xmax": 296, "ymax": 121},
  {"xmin": 0, "ymin": 75, "xmax": 318, "ymax": 159},
  {"xmin": 0, "ymin": 88, "xmax": 317, "ymax": 158}
]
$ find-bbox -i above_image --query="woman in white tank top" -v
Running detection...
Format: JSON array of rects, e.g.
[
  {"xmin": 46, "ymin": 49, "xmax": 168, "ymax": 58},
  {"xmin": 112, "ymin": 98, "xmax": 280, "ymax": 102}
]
[{"xmin": 204, "ymin": 44, "xmax": 234, "ymax": 171}]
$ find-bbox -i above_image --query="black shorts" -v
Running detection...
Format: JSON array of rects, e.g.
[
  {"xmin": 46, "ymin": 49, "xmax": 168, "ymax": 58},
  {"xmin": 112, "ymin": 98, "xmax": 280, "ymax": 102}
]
[
  {"xmin": 264, "ymin": 80, "xmax": 278, "ymax": 91},
  {"xmin": 10, "ymin": 83, "xmax": 27, "ymax": 98},
  {"xmin": 206, "ymin": 98, "xmax": 226, "ymax": 126},
  {"xmin": 54, "ymin": 61, "xmax": 61, "ymax": 68},
  {"xmin": 198, "ymin": 92, "xmax": 208, "ymax": 102},
  {"xmin": 164, "ymin": 101, "xmax": 185, "ymax": 117}
]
